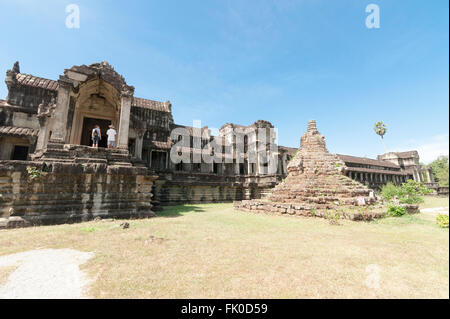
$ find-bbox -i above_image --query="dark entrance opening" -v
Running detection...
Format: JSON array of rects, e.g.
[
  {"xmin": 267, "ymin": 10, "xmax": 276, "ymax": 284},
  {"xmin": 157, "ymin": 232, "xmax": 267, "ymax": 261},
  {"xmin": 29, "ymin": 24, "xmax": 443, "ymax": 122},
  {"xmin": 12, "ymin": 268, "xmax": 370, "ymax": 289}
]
[
  {"xmin": 128, "ymin": 138, "xmax": 136, "ymax": 156},
  {"xmin": 80, "ymin": 117, "xmax": 111, "ymax": 147},
  {"xmin": 12, "ymin": 145, "xmax": 29, "ymax": 160},
  {"xmin": 151, "ymin": 151, "xmax": 167, "ymax": 171},
  {"xmin": 239, "ymin": 163, "xmax": 245, "ymax": 175}
]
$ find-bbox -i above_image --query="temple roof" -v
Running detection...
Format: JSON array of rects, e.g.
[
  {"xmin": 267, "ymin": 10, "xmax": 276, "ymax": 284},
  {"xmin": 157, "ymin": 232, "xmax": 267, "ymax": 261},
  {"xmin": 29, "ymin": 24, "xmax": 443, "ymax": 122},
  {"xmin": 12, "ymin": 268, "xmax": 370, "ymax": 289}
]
[
  {"xmin": 278, "ymin": 146, "xmax": 297, "ymax": 156},
  {"xmin": 171, "ymin": 124, "xmax": 211, "ymax": 136},
  {"xmin": 220, "ymin": 120, "xmax": 274, "ymax": 131},
  {"xmin": 132, "ymin": 97, "xmax": 171, "ymax": 112},
  {"xmin": 337, "ymin": 154, "xmax": 400, "ymax": 169},
  {"xmin": 9, "ymin": 72, "xmax": 170, "ymax": 113},
  {"xmin": 0, "ymin": 126, "xmax": 38, "ymax": 137},
  {"xmin": 380, "ymin": 151, "xmax": 419, "ymax": 159},
  {"xmin": 345, "ymin": 166, "xmax": 408, "ymax": 176},
  {"xmin": 16, "ymin": 73, "xmax": 59, "ymax": 91}
]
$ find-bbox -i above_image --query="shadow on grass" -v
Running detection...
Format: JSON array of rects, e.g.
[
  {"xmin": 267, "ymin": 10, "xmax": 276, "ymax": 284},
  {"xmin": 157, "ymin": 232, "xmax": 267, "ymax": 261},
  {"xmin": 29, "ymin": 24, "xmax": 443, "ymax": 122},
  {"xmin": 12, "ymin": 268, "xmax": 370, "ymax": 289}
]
[{"xmin": 156, "ymin": 205, "xmax": 206, "ymax": 218}]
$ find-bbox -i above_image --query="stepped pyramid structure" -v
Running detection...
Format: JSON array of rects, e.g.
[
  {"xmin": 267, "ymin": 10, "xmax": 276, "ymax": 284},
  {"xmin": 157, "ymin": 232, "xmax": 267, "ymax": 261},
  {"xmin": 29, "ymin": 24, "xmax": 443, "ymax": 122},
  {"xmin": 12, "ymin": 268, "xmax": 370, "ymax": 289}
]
[{"xmin": 234, "ymin": 120, "xmax": 380, "ymax": 220}]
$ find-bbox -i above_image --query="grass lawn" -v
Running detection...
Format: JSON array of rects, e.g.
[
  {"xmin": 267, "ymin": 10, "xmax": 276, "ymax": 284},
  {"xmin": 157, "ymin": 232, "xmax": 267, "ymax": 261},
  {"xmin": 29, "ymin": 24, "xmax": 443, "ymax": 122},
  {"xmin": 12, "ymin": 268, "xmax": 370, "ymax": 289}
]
[
  {"xmin": 420, "ymin": 196, "xmax": 449, "ymax": 209},
  {"xmin": 0, "ymin": 200, "xmax": 448, "ymax": 299}
]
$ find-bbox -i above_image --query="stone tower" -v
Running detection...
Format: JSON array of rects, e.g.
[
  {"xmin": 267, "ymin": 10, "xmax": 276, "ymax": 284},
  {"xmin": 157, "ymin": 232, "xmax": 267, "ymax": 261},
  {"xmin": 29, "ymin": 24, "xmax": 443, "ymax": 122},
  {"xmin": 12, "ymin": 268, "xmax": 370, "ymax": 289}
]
[{"xmin": 235, "ymin": 120, "xmax": 377, "ymax": 218}]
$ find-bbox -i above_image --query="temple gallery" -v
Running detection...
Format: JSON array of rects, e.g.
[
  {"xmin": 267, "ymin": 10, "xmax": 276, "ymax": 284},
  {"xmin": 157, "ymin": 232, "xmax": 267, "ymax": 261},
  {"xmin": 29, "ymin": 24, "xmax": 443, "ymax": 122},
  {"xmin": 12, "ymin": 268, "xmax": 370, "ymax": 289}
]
[{"xmin": 0, "ymin": 61, "xmax": 442, "ymax": 228}]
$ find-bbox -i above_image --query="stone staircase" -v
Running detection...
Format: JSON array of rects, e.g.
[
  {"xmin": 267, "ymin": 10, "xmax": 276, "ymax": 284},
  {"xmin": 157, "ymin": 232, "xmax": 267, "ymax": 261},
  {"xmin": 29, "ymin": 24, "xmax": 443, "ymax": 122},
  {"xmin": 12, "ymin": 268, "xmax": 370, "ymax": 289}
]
[{"xmin": 32, "ymin": 143, "xmax": 132, "ymax": 166}]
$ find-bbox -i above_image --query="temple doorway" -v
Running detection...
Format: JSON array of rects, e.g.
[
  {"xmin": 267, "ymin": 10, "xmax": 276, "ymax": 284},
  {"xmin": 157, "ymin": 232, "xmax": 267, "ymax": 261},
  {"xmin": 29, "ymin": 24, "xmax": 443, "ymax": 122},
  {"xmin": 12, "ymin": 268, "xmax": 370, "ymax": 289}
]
[
  {"xmin": 151, "ymin": 151, "xmax": 167, "ymax": 171},
  {"xmin": 80, "ymin": 117, "xmax": 111, "ymax": 147}
]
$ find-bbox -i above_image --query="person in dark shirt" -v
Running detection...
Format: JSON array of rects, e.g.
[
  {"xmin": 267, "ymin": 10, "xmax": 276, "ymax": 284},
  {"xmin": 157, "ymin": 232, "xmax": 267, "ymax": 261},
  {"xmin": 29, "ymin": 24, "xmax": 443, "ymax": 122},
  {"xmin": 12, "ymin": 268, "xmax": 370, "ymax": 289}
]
[{"xmin": 92, "ymin": 125, "xmax": 101, "ymax": 148}]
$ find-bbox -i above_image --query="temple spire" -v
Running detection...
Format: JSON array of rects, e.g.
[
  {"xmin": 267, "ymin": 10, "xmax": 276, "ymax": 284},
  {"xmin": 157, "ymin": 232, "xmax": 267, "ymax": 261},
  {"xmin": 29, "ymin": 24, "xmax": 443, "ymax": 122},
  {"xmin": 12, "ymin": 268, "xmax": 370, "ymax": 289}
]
[{"xmin": 307, "ymin": 120, "xmax": 318, "ymax": 134}]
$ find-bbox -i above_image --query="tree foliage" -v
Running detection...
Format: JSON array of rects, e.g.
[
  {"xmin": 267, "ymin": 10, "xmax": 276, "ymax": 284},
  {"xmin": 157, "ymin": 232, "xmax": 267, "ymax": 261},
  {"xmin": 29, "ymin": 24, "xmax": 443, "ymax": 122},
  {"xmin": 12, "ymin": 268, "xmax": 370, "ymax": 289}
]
[
  {"xmin": 381, "ymin": 180, "xmax": 432, "ymax": 204},
  {"xmin": 436, "ymin": 214, "xmax": 449, "ymax": 228},
  {"xmin": 374, "ymin": 121, "xmax": 387, "ymax": 139},
  {"xmin": 428, "ymin": 156, "xmax": 449, "ymax": 187}
]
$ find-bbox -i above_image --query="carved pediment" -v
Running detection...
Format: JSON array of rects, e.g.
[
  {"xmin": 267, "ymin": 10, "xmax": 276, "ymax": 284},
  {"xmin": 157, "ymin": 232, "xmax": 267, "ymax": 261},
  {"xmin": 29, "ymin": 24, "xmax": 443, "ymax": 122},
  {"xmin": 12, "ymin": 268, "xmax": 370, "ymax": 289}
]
[{"xmin": 65, "ymin": 61, "xmax": 134, "ymax": 97}]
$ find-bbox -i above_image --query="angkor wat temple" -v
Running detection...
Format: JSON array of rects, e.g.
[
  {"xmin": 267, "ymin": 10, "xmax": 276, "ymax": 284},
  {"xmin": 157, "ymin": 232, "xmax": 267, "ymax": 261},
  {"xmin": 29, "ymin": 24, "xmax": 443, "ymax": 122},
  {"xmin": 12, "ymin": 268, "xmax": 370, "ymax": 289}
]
[{"xmin": 0, "ymin": 61, "xmax": 439, "ymax": 227}]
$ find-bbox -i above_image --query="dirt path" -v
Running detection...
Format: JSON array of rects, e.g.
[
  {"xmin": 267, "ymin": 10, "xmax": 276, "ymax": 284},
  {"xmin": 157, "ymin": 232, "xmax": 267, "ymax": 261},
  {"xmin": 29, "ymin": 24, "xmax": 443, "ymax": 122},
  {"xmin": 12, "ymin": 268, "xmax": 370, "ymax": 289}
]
[
  {"xmin": 421, "ymin": 206, "xmax": 449, "ymax": 215},
  {"xmin": 0, "ymin": 248, "xmax": 94, "ymax": 299}
]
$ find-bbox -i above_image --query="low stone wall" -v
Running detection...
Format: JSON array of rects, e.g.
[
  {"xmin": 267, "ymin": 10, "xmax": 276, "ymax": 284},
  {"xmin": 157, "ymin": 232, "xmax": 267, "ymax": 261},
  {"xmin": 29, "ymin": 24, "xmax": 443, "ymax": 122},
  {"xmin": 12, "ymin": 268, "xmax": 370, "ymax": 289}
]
[
  {"xmin": 437, "ymin": 187, "xmax": 449, "ymax": 196},
  {"xmin": 152, "ymin": 172, "xmax": 281, "ymax": 206},
  {"xmin": 234, "ymin": 200, "xmax": 385, "ymax": 221},
  {"xmin": 234, "ymin": 200, "xmax": 419, "ymax": 221},
  {"xmin": 0, "ymin": 160, "xmax": 157, "ymax": 229}
]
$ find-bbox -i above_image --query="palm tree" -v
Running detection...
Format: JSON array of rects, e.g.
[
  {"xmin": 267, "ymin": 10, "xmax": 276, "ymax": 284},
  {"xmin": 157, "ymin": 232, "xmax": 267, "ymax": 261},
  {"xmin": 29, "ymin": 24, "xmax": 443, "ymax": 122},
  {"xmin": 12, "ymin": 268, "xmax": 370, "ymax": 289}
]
[{"xmin": 374, "ymin": 121, "xmax": 387, "ymax": 152}]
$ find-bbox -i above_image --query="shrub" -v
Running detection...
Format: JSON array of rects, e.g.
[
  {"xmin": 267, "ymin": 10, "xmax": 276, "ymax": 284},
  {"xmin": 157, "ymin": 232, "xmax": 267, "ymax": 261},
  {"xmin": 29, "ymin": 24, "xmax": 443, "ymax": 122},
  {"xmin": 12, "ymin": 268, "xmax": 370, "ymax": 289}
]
[
  {"xmin": 381, "ymin": 180, "xmax": 433, "ymax": 204},
  {"xmin": 436, "ymin": 214, "xmax": 449, "ymax": 228},
  {"xmin": 387, "ymin": 205, "xmax": 407, "ymax": 217},
  {"xmin": 26, "ymin": 166, "xmax": 43, "ymax": 180},
  {"xmin": 381, "ymin": 182, "xmax": 398, "ymax": 201},
  {"xmin": 400, "ymin": 180, "xmax": 433, "ymax": 204}
]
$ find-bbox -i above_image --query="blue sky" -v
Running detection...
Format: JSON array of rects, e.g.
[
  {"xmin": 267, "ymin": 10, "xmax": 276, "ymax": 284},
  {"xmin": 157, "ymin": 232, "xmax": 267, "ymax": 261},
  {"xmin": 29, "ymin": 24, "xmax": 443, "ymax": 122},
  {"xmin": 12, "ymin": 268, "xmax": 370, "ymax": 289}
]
[{"xmin": 0, "ymin": 0, "xmax": 448, "ymax": 163}]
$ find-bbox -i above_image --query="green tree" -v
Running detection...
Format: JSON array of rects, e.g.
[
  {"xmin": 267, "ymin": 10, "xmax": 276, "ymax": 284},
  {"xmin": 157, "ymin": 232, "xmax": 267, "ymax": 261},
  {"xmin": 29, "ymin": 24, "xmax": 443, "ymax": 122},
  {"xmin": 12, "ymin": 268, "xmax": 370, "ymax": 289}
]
[
  {"xmin": 381, "ymin": 180, "xmax": 432, "ymax": 204},
  {"xmin": 428, "ymin": 156, "xmax": 449, "ymax": 186},
  {"xmin": 374, "ymin": 121, "xmax": 387, "ymax": 152}
]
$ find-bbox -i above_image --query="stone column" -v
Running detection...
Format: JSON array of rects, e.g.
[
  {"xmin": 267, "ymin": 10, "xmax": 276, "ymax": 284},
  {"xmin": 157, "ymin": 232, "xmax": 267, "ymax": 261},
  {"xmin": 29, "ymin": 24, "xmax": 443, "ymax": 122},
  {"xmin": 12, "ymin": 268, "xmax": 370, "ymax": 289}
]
[
  {"xmin": 134, "ymin": 129, "xmax": 145, "ymax": 159},
  {"xmin": 426, "ymin": 169, "xmax": 433, "ymax": 183},
  {"xmin": 234, "ymin": 159, "xmax": 239, "ymax": 175},
  {"xmin": 149, "ymin": 150, "xmax": 153, "ymax": 168},
  {"xmin": 49, "ymin": 77, "xmax": 72, "ymax": 143},
  {"xmin": 134, "ymin": 136, "xmax": 143, "ymax": 159},
  {"xmin": 0, "ymin": 142, "xmax": 13, "ymax": 160},
  {"xmin": 36, "ymin": 117, "xmax": 50, "ymax": 151},
  {"xmin": 166, "ymin": 151, "xmax": 169, "ymax": 170},
  {"xmin": 257, "ymin": 151, "xmax": 262, "ymax": 175},
  {"xmin": 118, "ymin": 94, "xmax": 132, "ymax": 150}
]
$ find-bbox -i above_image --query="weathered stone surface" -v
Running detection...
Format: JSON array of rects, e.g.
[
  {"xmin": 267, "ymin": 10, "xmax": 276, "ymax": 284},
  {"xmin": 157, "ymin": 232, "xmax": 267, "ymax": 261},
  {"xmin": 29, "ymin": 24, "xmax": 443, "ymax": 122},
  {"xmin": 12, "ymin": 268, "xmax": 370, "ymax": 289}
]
[
  {"xmin": 234, "ymin": 121, "xmax": 381, "ymax": 221},
  {"xmin": 401, "ymin": 204, "xmax": 420, "ymax": 214},
  {"xmin": 0, "ymin": 160, "xmax": 157, "ymax": 229},
  {"xmin": 152, "ymin": 172, "xmax": 279, "ymax": 206}
]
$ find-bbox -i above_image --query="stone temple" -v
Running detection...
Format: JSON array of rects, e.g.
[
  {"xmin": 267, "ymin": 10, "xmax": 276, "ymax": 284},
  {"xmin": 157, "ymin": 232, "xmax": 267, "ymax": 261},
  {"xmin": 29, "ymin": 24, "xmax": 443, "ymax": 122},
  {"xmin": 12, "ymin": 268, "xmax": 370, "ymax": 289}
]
[
  {"xmin": 234, "ymin": 121, "xmax": 380, "ymax": 220},
  {"xmin": 0, "ymin": 61, "xmax": 443, "ymax": 228}
]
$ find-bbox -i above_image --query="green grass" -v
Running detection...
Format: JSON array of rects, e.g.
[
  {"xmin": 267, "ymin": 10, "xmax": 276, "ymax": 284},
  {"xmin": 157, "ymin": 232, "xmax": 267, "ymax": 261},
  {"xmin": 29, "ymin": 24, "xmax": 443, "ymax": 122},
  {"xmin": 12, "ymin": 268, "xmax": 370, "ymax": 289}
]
[
  {"xmin": 0, "ymin": 202, "xmax": 448, "ymax": 298},
  {"xmin": 420, "ymin": 196, "xmax": 449, "ymax": 209}
]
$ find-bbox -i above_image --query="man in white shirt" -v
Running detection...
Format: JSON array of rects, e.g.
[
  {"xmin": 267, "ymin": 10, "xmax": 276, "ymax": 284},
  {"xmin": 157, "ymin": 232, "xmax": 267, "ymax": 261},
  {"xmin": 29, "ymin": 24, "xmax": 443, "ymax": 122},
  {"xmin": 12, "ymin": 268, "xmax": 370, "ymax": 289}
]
[{"xmin": 106, "ymin": 124, "xmax": 117, "ymax": 149}]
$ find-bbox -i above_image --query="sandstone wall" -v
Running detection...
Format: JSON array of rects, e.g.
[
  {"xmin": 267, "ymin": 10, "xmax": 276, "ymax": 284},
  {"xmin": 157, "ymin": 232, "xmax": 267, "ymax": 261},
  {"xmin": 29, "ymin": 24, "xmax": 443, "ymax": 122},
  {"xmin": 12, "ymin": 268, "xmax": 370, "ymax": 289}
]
[
  {"xmin": 0, "ymin": 160, "xmax": 157, "ymax": 228},
  {"xmin": 152, "ymin": 173, "xmax": 280, "ymax": 206}
]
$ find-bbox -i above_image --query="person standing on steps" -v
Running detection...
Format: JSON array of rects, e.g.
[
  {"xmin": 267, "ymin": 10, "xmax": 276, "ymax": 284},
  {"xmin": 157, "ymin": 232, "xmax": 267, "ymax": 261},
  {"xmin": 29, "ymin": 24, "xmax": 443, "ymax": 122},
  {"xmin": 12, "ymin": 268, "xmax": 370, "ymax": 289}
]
[
  {"xmin": 92, "ymin": 124, "xmax": 101, "ymax": 148},
  {"xmin": 106, "ymin": 124, "xmax": 117, "ymax": 149}
]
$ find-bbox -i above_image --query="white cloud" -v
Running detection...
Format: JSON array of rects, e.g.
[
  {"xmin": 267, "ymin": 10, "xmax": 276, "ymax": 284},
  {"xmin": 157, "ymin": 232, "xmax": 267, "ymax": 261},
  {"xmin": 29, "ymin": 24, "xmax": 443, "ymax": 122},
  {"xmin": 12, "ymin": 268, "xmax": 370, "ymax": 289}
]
[{"xmin": 391, "ymin": 134, "xmax": 449, "ymax": 164}]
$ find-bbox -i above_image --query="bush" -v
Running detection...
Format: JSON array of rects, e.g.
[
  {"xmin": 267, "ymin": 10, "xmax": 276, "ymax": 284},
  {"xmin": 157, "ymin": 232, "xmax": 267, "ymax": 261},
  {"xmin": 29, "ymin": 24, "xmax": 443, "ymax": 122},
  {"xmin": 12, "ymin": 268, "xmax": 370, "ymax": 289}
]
[
  {"xmin": 428, "ymin": 156, "xmax": 449, "ymax": 187},
  {"xmin": 26, "ymin": 166, "xmax": 43, "ymax": 180},
  {"xmin": 436, "ymin": 214, "xmax": 449, "ymax": 228},
  {"xmin": 381, "ymin": 182, "xmax": 398, "ymax": 201},
  {"xmin": 381, "ymin": 180, "xmax": 432, "ymax": 205},
  {"xmin": 400, "ymin": 180, "xmax": 433, "ymax": 204},
  {"xmin": 387, "ymin": 205, "xmax": 407, "ymax": 217}
]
